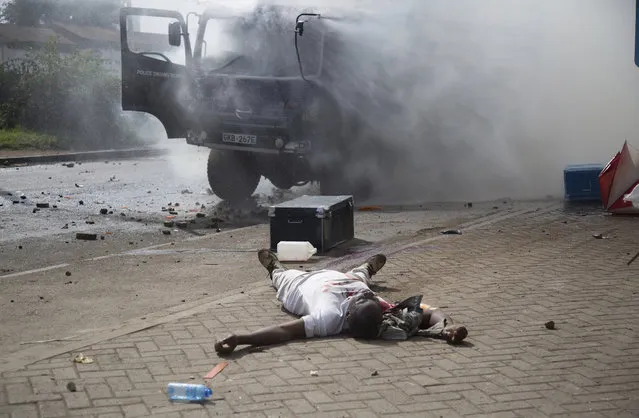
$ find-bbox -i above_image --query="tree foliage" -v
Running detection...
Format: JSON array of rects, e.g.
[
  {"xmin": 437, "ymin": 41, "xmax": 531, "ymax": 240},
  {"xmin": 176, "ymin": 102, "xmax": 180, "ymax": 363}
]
[
  {"xmin": 0, "ymin": 0, "xmax": 122, "ymax": 27},
  {"xmin": 0, "ymin": 39, "xmax": 143, "ymax": 150}
]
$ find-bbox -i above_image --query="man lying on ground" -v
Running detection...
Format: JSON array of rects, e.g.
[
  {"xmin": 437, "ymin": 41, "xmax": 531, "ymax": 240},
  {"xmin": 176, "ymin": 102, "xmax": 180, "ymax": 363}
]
[{"xmin": 214, "ymin": 250, "xmax": 468, "ymax": 355}]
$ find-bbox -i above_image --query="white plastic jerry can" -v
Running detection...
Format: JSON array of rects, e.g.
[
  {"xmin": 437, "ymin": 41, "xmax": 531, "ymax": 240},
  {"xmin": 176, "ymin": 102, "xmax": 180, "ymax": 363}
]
[{"xmin": 277, "ymin": 241, "xmax": 317, "ymax": 262}]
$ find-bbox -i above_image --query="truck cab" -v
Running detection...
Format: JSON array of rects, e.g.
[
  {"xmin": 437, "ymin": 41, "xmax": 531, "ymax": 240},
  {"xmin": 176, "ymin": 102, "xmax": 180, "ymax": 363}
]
[{"xmin": 120, "ymin": 5, "xmax": 355, "ymax": 201}]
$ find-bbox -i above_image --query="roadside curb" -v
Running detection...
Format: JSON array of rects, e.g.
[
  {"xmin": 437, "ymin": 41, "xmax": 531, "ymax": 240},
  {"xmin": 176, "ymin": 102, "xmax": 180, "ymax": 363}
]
[{"xmin": 0, "ymin": 147, "xmax": 169, "ymax": 166}]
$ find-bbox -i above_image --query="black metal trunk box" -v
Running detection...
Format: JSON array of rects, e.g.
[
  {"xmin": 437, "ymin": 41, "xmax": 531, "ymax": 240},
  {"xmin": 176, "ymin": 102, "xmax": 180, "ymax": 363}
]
[{"xmin": 268, "ymin": 195, "xmax": 355, "ymax": 254}]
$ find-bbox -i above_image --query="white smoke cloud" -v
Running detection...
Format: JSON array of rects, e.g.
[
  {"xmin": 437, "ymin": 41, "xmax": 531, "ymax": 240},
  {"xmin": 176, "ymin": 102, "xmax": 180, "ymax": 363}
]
[{"xmin": 134, "ymin": 0, "xmax": 639, "ymax": 203}]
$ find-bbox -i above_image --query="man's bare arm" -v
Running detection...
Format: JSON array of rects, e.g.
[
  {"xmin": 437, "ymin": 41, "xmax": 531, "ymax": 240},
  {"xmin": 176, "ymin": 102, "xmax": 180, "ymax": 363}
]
[{"xmin": 215, "ymin": 319, "xmax": 306, "ymax": 355}]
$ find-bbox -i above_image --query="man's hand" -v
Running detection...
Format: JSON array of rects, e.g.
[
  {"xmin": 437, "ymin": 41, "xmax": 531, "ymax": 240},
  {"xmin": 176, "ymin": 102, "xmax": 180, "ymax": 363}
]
[
  {"xmin": 214, "ymin": 334, "xmax": 239, "ymax": 355},
  {"xmin": 214, "ymin": 319, "xmax": 306, "ymax": 355}
]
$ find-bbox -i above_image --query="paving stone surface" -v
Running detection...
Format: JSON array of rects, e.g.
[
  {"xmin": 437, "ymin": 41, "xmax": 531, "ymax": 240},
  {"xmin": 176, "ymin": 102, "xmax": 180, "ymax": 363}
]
[{"xmin": 1, "ymin": 204, "xmax": 638, "ymax": 417}]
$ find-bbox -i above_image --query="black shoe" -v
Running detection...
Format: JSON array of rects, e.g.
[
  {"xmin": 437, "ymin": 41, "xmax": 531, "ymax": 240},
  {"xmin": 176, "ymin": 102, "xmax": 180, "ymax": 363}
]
[
  {"xmin": 258, "ymin": 249, "xmax": 284, "ymax": 275},
  {"xmin": 357, "ymin": 254, "xmax": 386, "ymax": 277}
]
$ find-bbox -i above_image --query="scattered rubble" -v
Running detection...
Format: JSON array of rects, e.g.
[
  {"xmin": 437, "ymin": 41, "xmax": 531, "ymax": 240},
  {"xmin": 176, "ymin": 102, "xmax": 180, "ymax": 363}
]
[{"xmin": 73, "ymin": 353, "xmax": 94, "ymax": 364}]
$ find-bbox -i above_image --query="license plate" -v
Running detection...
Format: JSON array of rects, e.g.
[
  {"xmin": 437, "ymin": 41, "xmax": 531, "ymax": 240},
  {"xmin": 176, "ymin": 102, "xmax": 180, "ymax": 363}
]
[{"xmin": 222, "ymin": 133, "xmax": 257, "ymax": 145}]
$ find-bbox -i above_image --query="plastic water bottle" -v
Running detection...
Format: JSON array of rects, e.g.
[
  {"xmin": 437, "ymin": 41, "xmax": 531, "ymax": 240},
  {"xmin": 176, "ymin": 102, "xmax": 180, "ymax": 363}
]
[
  {"xmin": 167, "ymin": 383, "xmax": 212, "ymax": 402},
  {"xmin": 277, "ymin": 241, "xmax": 317, "ymax": 261}
]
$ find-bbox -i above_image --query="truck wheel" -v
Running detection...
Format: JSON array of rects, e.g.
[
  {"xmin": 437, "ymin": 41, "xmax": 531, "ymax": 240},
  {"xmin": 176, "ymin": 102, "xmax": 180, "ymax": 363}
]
[{"xmin": 207, "ymin": 150, "xmax": 260, "ymax": 201}]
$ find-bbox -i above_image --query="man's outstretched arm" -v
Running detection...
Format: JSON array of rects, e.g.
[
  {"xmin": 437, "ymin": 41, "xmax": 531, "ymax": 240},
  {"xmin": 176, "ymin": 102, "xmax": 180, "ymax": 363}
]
[{"xmin": 215, "ymin": 318, "xmax": 306, "ymax": 355}]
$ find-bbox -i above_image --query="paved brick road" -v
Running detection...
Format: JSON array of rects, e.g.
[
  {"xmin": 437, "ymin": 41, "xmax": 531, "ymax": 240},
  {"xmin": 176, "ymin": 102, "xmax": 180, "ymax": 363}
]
[{"xmin": 1, "ymin": 203, "xmax": 638, "ymax": 417}]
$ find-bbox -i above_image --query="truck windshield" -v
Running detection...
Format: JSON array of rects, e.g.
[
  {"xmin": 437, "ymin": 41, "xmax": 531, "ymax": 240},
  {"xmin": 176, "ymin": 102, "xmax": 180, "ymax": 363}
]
[{"xmin": 196, "ymin": 9, "xmax": 323, "ymax": 78}]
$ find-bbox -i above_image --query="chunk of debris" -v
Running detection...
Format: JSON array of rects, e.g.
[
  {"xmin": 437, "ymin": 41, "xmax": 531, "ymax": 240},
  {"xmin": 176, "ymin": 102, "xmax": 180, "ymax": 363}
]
[
  {"xmin": 66, "ymin": 382, "xmax": 77, "ymax": 392},
  {"xmin": 371, "ymin": 370, "xmax": 379, "ymax": 376},
  {"xmin": 196, "ymin": 213, "xmax": 206, "ymax": 218},
  {"xmin": 99, "ymin": 208, "xmax": 108, "ymax": 215},
  {"xmin": 79, "ymin": 200, "xmax": 84, "ymax": 205},
  {"xmin": 32, "ymin": 208, "xmax": 39, "ymax": 213},
  {"xmin": 592, "ymin": 233, "xmax": 606, "ymax": 239},
  {"xmin": 204, "ymin": 362, "xmax": 229, "ymax": 380},
  {"xmin": 75, "ymin": 183, "xmax": 83, "ymax": 188},
  {"xmin": 441, "ymin": 229, "xmax": 462, "ymax": 235},
  {"xmin": 176, "ymin": 221, "xmax": 188, "ymax": 229},
  {"xmin": 85, "ymin": 220, "xmax": 95, "ymax": 225},
  {"xmin": 36, "ymin": 203, "xmax": 50, "ymax": 208},
  {"xmin": 65, "ymin": 271, "xmax": 72, "ymax": 277},
  {"xmin": 63, "ymin": 163, "xmax": 75, "ymax": 168},
  {"xmin": 181, "ymin": 189, "xmax": 193, "ymax": 194},
  {"xmin": 72, "ymin": 353, "xmax": 93, "ymax": 364},
  {"xmin": 545, "ymin": 321, "xmax": 556, "ymax": 330},
  {"xmin": 76, "ymin": 233, "xmax": 97, "ymax": 241},
  {"xmin": 169, "ymin": 210, "xmax": 178, "ymax": 215},
  {"xmin": 162, "ymin": 230, "xmax": 171, "ymax": 235},
  {"xmin": 164, "ymin": 220, "xmax": 174, "ymax": 227},
  {"xmin": 358, "ymin": 206, "xmax": 382, "ymax": 212},
  {"xmin": 62, "ymin": 224, "xmax": 69, "ymax": 229}
]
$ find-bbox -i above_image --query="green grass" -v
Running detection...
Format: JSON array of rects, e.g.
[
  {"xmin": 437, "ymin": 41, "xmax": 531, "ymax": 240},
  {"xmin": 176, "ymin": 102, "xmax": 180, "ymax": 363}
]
[{"xmin": 0, "ymin": 128, "xmax": 59, "ymax": 150}]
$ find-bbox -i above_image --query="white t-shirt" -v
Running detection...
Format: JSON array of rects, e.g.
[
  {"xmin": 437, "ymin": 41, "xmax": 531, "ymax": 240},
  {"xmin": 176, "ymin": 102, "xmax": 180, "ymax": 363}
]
[{"xmin": 274, "ymin": 269, "xmax": 370, "ymax": 338}]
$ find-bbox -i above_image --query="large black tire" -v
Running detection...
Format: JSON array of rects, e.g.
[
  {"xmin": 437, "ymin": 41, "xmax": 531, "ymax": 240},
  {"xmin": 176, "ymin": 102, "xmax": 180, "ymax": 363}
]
[{"xmin": 207, "ymin": 150, "xmax": 261, "ymax": 201}]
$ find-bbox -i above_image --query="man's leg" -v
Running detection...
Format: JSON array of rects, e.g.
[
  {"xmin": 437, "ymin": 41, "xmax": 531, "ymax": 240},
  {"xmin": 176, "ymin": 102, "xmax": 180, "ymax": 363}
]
[
  {"xmin": 345, "ymin": 254, "xmax": 387, "ymax": 286},
  {"xmin": 257, "ymin": 249, "xmax": 307, "ymax": 311}
]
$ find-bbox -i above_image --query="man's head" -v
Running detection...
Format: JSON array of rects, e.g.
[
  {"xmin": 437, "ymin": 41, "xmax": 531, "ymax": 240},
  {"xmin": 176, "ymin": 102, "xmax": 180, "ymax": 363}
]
[{"xmin": 346, "ymin": 290, "xmax": 383, "ymax": 339}]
